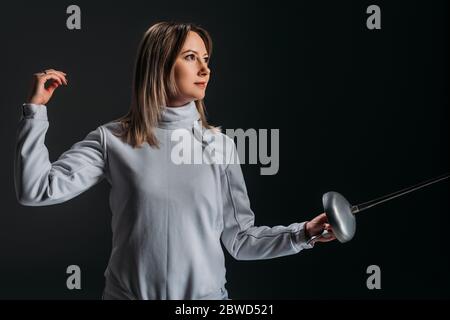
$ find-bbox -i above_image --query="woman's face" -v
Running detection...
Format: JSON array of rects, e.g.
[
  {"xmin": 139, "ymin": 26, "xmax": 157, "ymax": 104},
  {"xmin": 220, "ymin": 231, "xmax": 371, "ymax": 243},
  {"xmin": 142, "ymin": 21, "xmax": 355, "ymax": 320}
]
[{"xmin": 168, "ymin": 31, "xmax": 210, "ymax": 107}]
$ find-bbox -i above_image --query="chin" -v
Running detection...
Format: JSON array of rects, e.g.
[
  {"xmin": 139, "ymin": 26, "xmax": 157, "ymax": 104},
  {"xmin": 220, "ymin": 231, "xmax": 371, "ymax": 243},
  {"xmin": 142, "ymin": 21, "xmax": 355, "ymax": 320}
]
[{"xmin": 192, "ymin": 94, "xmax": 205, "ymax": 100}]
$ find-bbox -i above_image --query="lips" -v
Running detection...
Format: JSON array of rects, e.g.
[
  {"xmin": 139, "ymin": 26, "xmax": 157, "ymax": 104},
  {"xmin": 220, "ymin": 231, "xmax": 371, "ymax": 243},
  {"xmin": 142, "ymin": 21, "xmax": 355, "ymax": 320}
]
[{"xmin": 195, "ymin": 82, "xmax": 207, "ymax": 88}]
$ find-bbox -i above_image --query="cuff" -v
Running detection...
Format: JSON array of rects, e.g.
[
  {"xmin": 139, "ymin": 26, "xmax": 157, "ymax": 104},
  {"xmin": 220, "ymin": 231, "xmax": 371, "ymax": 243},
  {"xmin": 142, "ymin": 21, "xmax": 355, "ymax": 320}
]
[
  {"xmin": 291, "ymin": 222, "xmax": 315, "ymax": 251},
  {"xmin": 22, "ymin": 103, "xmax": 48, "ymax": 120}
]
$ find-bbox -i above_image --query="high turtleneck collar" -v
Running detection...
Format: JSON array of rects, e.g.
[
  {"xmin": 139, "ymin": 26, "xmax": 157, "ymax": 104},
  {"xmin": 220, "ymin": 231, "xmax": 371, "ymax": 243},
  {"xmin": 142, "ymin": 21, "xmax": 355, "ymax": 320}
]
[{"xmin": 158, "ymin": 100, "xmax": 200, "ymax": 129}]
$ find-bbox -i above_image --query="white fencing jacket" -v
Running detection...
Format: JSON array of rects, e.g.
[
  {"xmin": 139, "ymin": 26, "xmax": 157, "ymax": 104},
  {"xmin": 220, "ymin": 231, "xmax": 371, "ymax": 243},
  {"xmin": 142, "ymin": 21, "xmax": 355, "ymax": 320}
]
[{"xmin": 14, "ymin": 100, "xmax": 314, "ymax": 300}]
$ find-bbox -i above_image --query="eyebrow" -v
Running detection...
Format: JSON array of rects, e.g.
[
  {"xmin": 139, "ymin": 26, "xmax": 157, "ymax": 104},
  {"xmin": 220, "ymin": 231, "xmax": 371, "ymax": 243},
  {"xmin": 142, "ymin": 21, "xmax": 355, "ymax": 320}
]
[{"xmin": 181, "ymin": 49, "xmax": 209, "ymax": 56}]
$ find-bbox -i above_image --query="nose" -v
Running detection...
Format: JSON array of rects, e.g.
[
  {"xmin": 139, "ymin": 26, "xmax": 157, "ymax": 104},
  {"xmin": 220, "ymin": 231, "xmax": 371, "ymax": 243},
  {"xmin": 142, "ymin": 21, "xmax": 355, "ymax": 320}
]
[{"xmin": 198, "ymin": 60, "xmax": 210, "ymax": 77}]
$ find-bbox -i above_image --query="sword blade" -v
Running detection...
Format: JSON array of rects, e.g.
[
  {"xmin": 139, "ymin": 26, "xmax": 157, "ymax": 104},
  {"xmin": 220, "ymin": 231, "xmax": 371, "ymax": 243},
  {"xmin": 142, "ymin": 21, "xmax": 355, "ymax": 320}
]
[{"xmin": 351, "ymin": 172, "xmax": 449, "ymax": 214}]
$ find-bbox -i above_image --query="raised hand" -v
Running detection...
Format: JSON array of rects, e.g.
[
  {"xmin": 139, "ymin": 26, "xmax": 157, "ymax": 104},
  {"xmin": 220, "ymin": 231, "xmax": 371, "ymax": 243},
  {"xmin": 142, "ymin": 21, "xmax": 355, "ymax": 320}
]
[{"xmin": 26, "ymin": 69, "xmax": 68, "ymax": 105}]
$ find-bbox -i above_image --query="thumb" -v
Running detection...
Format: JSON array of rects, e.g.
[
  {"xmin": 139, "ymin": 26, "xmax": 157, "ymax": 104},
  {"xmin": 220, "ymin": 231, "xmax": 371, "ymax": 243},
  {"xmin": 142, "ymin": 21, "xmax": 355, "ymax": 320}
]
[{"xmin": 46, "ymin": 80, "xmax": 60, "ymax": 94}]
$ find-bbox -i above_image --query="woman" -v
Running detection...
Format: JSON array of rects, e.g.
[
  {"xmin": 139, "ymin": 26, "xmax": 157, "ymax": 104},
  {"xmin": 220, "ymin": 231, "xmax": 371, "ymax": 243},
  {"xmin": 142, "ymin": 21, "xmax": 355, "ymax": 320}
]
[{"xmin": 14, "ymin": 21, "xmax": 336, "ymax": 300}]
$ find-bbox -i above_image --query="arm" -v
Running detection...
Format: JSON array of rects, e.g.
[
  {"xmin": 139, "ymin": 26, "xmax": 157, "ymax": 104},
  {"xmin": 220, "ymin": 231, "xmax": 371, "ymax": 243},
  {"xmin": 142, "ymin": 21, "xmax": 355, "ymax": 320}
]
[
  {"xmin": 14, "ymin": 103, "xmax": 107, "ymax": 206},
  {"xmin": 220, "ymin": 142, "xmax": 314, "ymax": 261}
]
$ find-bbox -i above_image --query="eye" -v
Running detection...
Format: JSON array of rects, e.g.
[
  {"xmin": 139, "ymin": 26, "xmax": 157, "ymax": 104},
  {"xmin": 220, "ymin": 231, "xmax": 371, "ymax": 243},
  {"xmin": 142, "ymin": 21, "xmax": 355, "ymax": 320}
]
[{"xmin": 184, "ymin": 54, "xmax": 209, "ymax": 64}]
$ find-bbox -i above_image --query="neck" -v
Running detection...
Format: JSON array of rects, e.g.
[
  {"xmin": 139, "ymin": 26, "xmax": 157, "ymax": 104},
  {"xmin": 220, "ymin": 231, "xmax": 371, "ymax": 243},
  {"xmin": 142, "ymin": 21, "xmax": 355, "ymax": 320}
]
[
  {"xmin": 157, "ymin": 100, "xmax": 200, "ymax": 129},
  {"xmin": 166, "ymin": 98, "xmax": 194, "ymax": 108}
]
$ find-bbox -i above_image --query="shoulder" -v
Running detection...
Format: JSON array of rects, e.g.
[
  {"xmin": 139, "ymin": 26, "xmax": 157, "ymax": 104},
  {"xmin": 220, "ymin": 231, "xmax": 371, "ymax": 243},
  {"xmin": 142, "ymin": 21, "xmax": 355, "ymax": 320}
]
[
  {"xmin": 97, "ymin": 121, "xmax": 126, "ymax": 142},
  {"xmin": 99, "ymin": 120, "xmax": 123, "ymax": 133},
  {"xmin": 91, "ymin": 121, "xmax": 126, "ymax": 151}
]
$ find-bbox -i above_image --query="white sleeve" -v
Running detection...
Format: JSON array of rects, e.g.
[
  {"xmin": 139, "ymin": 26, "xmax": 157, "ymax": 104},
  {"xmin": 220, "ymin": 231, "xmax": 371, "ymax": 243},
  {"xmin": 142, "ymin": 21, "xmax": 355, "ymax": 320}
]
[
  {"xmin": 220, "ymin": 141, "xmax": 314, "ymax": 261},
  {"xmin": 14, "ymin": 103, "xmax": 107, "ymax": 206}
]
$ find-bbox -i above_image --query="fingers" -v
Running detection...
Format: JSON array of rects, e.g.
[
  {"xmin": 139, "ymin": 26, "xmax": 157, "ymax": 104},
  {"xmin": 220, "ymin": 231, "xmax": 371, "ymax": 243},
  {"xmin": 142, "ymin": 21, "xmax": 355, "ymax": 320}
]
[
  {"xmin": 46, "ymin": 69, "xmax": 68, "ymax": 85},
  {"xmin": 308, "ymin": 228, "xmax": 337, "ymax": 244},
  {"xmin": 43, "ymin": 68, "xmax": 67, "ymax": 79},
  {"xmin": 44, "ymin": 70, "xmax": 68, "ymax": 85},
  {"xmin": 33, "ymin": 72, "xmax": 61, "ymax": 86},
  {"xmin": 34, "ymin": 69, "xmax": 68, "ymax": 85},
  {"xmin": 315, "ymin": 212, "xmax": 328, "ymax": 224},
  {"xmin": 42, "ymin": 74, "xmax": 64, "ymax": 87},
  {"xmin": 322, "ymin": 235, "xmax": 336, "ymax": 242},
  {"xmin": 316, "ymin": 230, "xmax": 337, "ymax": 242},
  {"xmin": 313, "ymin": 236, "xmax": 335, "ymax": 243},
  {"xmin": 27, "ymin": 69, "xmax": 68, "ymax": 105}
]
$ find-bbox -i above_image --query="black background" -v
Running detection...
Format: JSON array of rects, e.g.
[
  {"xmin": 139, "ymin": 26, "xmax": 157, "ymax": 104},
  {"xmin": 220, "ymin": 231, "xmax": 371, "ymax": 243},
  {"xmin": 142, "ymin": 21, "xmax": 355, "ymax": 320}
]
[{"xmin": 0, "ymin": 0, "xmax": 448, "ymax": 299}]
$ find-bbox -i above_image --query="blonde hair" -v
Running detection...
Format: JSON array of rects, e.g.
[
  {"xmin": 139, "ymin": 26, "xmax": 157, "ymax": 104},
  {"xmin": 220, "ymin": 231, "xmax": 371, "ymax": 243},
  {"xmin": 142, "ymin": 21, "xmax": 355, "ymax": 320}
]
[{"xmin": 113, "ymin": 21, "xmax": 218, "ymax": 148}]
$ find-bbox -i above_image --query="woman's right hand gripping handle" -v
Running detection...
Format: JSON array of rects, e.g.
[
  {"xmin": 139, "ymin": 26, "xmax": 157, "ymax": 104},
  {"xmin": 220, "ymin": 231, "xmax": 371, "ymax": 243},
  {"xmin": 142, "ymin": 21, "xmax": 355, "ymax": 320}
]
[{"xmin": 26, "ymin": 69, "xmax": 68, "ymax": 105}]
